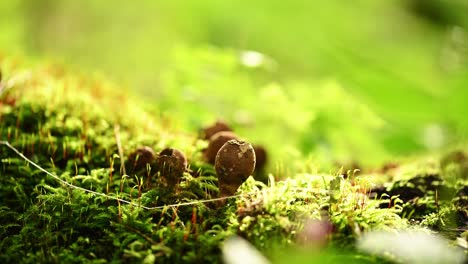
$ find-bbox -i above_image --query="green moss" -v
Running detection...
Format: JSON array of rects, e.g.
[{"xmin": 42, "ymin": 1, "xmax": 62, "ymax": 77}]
[
  {"xmin": 0, "ymin": 58, "xmax": 226, "ymax": 263},
  {"xmin": 0, "ymin": 57, "xmax": 466, "ymax": 263},
  {"xmin": 370, "ymin": 156, "xmax": 468, "ymax": 239}
]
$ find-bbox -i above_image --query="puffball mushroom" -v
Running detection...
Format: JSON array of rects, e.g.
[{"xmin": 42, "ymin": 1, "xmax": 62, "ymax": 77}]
[
  {"xmin": 128, "ymin": 146, "xmax": 156, "ymax": 172},
  {"xmin": 215, "ymin": 139, "xmax": 256, "ymax": 197},
  {"xmin": 205, "ymin": 131, "xmax": 238, "ymax": 164},
  {"xmin": 155, "ymin": 148, "xmax": 188, "ymax": 187},
  {"xmin": 252, "ymin": 145, "xmax": 267, "ymax": 172},
  {"xmin": 202, "ymin": 120, "xmax": 232, "ymax": 140}
]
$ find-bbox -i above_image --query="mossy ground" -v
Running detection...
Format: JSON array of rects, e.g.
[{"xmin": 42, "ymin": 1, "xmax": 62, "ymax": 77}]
[{"xmin": 0, "ymin": 57, "xmax": 466, "ymax": 263}]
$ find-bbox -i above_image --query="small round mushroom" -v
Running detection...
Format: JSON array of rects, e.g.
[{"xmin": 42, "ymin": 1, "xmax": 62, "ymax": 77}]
[
  {"xmin": 253, "ymin": 145, "xmax": 268, "ymax": 172},
  {"xmin": 201, "ymin": 120, "xmax": 232, "ymax": 140},
  {"xmin": 128, "ymin": 146, "xmax": 156, "ymax": 172},
  {"xmin": 440, "ymin": 150, "xmax": 467, "ymax": 168},
  {"xmin": 205, "ymin": 131, "xmax": 238, "ymax": 164},
  {"xmin": 155, "ymin": 148, "xmax": 188, "ymax": 187},
  {"xmin": 215, "ymin": 139, "xmax": 256, "ymax": 197}
]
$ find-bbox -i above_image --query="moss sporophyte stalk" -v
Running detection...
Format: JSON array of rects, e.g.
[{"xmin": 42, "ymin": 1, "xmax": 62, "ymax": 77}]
[{"xmin": 0, "ymin": 58, "xmax": 466, "ymax": 263}]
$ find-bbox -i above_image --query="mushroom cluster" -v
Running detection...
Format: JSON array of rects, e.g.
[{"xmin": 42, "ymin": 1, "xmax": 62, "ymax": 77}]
[
  {"xmin": 125, "ymin": 119, "xmax": 269, "ymax": 203},
  {"xmin": 202, "ymin": 120, "xmax": 268, "ymax": 171},
  {"xmin": 202, "ymin": 120, "xmax": 268, "ymax": 197},
  {"xmin": 128, "ymin": 146, "xmax": 188, "ymax": 189}
]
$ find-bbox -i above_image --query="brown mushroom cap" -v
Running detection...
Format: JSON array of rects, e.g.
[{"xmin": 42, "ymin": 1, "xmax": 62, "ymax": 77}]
[
  {"xmin": 253, "ymin": 145, "xmax": 268, "ymax": 172},
  {"xmin": 201, "ymin": 120, "xmax": 232, "ymax": 140},
  {"xmin": 159, "ymin": 148, "xmax": 188, "ymax": 168},
  {"xmin": 215, "ymin": 139, "xmax": 256, "ymax": 197},
  {"xmin": 155, "ymin": 148, "xmax": 188, "ymax": 187},
  {"xmin": 440, "ymin": 150, "xmax": 467, "ymax": 168},
  {"xmin": 205, "ymin": 131, "xmax": 238, "ymax": 164},
  {"xmin": 128, "ymin": 146, "xmax": 156, "ymax": 172}
]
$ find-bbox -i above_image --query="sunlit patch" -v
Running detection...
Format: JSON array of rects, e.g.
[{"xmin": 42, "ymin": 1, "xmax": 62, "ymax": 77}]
[
  {"xmin": 358, "ymin": 230, "xmax": 466, "ymax": 264},
  {"xmin": 240, "ymin": 50, "xmax": 266, "ymax": 68},
  {"xmin": 421, "ymin": 123, "xmax": 445, "ymax": 150},
  {"xmin": 234, "ymin": 109, "xmax": 253, "ymax": 125},
  {"xmin": 222, "ymin": 236, "xmax": 270, "ymax": 264},
  {"xmin": 440, "ymin": 26, "xmax": 467, "ymax": 72}
]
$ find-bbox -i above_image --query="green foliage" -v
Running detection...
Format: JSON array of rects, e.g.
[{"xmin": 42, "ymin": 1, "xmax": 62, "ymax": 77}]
[
  {"xmin": 159, "ymin": 46, "xmax": 393, "ymax": 169},
  {"xmin": 371, "ymin": 156, "xmax": 468, "ymax": 239},
  {"xmin": 0, "ymin": 58, "xmax": 227, "ymax": 263},
  {"xmin": 227, "ymin": 174, "xmax": 408, "ymax": 255},
  {"xmin": 3, "ymin": 0, "xmax": 468, "ymax": 161}
]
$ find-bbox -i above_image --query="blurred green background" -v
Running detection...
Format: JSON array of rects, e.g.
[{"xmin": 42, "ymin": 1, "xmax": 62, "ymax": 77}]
[{"xmin": 1, "ymin": 0, "xmax": 468, "ymax": 171}]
